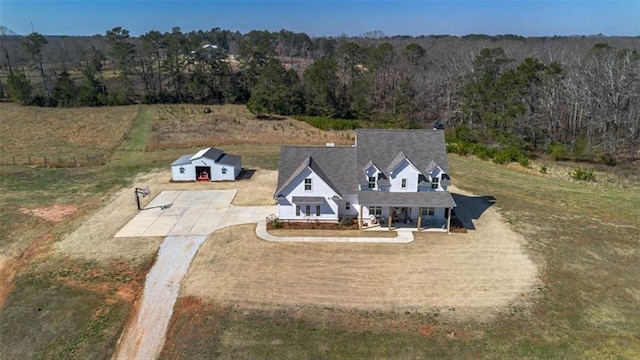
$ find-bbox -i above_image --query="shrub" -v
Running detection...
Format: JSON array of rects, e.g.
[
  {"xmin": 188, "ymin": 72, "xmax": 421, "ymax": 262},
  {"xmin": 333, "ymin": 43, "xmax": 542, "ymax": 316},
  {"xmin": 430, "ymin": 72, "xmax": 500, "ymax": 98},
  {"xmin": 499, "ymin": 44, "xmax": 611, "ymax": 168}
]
[
  {"xmin": 549, "ymin": 143, "xmax": 569, "ymax": 161},
  {"xmin": 600, "ymin": 153, "xmax": 617, "ymax": 166},
  {"xmin": 339, "ymin": 215, "xmax": 354, "ymax": 226},
  {"xmin": 266, "ymin": 214, "xmax": 283, "ymax": 228},
  {"xmin": 540, "ymin": 165, "xmax": 549, "ymax": 174},
  {"xmin": 517, "ymin": 154, "xmax": 530, "ymax": 168},
  {"xmin": 570, "ymin": 167, "xmax": 596, "ymax": 181}
]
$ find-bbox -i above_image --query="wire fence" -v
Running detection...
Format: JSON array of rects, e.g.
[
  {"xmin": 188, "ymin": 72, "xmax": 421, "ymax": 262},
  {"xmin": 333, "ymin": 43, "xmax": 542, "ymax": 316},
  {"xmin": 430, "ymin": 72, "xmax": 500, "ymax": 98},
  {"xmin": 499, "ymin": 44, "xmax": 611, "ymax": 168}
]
[{"xmin": 0, "ymin": 153, "xmax": 106, "ymax": 168}]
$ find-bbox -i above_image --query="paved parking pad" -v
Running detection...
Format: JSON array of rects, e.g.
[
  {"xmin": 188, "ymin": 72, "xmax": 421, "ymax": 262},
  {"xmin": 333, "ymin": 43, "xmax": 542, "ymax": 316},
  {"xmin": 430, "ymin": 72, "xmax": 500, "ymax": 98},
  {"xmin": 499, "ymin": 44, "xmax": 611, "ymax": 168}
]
[{"xmin": 114, "ymin": 190, "xmax": 237, "ymax": 237}]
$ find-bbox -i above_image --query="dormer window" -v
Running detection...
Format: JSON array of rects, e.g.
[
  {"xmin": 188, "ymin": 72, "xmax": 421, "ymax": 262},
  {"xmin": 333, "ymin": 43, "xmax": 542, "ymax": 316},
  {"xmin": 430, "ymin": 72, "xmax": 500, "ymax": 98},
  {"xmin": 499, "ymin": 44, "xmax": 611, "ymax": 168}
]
[
  {"xmin": 304, "ymin": 178, "xmax": 312, "ymax": 191},
  {"xmin": 431, "ymin": 177, "xmax": 439, "ymax": 189},
  {"xmin": 368, "ymin": 176, "xmax": 376, "ymax": 189}
]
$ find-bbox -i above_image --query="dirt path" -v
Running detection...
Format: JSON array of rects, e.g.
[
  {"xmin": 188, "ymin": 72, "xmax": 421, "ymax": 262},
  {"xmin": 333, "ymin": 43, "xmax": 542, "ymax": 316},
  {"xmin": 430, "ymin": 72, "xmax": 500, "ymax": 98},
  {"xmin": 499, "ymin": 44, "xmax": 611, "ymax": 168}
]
[{"xmin": 114, "ymin": 235, "xmax": 206, "ymax": 360}]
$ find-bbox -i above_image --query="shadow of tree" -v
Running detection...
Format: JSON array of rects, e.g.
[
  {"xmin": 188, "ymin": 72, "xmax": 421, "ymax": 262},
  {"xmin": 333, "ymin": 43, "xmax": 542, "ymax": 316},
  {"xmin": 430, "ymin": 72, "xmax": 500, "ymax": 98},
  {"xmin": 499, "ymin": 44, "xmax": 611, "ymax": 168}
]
[{"xmin": 451, "ymin": 193, "xmax": 496, "ymax": 230}]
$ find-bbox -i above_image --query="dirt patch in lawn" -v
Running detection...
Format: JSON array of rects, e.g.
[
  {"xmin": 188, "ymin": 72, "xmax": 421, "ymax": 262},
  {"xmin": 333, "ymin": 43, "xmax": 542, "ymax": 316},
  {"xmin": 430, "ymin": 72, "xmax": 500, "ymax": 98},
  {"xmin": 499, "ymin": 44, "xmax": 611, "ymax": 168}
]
[
  {"xmin": 0, "ymin": 233, "xmax": 56, "ymax": 310},
  {"xmin": 19, "ymin": 204, "xmax": 78, "ymax": 223},
  {"xmin": 183, "ymin": 186, "xmax": 539, "ymax": 321}
]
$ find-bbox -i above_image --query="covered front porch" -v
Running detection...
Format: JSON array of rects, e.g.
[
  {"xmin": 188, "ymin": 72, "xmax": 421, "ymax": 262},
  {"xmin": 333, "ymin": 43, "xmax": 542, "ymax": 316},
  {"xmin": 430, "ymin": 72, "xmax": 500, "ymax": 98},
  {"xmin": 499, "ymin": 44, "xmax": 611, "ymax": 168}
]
[{"xmin": 357, "ymin": 191, "xmax": 457, "ymax": 232}]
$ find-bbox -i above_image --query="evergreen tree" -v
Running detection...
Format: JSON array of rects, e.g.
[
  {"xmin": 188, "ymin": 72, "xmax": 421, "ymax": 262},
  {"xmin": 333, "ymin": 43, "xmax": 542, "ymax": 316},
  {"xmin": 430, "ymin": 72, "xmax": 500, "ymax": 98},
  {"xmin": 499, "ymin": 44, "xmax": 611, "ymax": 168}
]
[{"xmin": 52, "ymin": 71, "xmax": 77, "ymax": 107}]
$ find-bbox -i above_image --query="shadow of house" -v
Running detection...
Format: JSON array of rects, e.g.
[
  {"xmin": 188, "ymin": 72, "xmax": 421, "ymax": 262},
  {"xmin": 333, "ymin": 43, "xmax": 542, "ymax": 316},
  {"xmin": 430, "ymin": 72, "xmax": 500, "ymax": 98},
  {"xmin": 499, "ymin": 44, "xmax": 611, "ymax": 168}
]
[
  {"xmin": 236, "ymin": 169, "xmax": 256, "ymax": 180},
  {"xmin": 451, "ymin": 193, "xmax": 496, "ymax": 230}
]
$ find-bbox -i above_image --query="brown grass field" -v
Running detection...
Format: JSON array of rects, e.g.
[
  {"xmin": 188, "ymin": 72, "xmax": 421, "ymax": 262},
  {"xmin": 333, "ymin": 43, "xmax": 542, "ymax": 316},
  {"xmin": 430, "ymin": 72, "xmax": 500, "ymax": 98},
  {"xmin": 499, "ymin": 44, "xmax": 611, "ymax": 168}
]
[
  {"xmin": 0, "ymin": 102, "xmax": 638, "ymax": 359},
  {"xmin": 0, "ymin": 103, "xmax": 139, "ymax": 165},
  {"xmin": 146, "ymin": 104, "xmax": 353, "ymax": 151}
]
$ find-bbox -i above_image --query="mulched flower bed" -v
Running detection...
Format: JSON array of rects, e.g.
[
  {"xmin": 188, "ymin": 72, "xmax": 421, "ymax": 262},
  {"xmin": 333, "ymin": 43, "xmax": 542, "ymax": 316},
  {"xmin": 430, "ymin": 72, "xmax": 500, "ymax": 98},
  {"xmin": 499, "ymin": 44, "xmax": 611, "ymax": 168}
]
[
  {"xmin": 450, "ymin": 218, "xmax": 467, "ymax": 233},
  {"xmin": 267, "ymin": 221, "xmax": 359, "ymax": 231}
]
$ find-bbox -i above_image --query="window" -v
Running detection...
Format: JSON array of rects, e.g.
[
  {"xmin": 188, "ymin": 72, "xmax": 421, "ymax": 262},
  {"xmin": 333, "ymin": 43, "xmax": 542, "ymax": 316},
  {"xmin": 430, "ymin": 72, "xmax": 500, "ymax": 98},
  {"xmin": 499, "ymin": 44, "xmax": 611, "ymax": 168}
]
[
  {"xmin": 305, "ymin": 205, "xmax": 311, "ymax": 216},
  {"xmin": 304, "ymin": 178, "xmax": 312, "ymax": 191},
  {"xmin": 369, "ymin": 206, "xmax": 382, "ymax": 216},
  {"xmin": 421, "ymin": 207, "xmax": 435, "ymax": 216},
  {"xmin": 221, "ymin": 167, "xmax": 227, "ymax": 174},
  {"xmin": 401, "ymin": 178, "xmax": 407, "ymax": 188},
  {"xmin": 345, "ymin": 202, "xmax": 351, "ymax": 210},
  {"xmin": 316, "ymin": 205, "xmax": 321, "ymax": 216},
  {"xmin": 179, "ymin": 167, "xmax": 185, "ymax": 174},
  {"xmin": 431, "ymin": 177, "xmax": 439, "ymax": 189},
  {"xmin": 368, "ymin": 176, "xmax": 376, "ymax": 189},
  {"xmin": 296, "ymin": 205, "xmax": 300, "ymax": 216}
]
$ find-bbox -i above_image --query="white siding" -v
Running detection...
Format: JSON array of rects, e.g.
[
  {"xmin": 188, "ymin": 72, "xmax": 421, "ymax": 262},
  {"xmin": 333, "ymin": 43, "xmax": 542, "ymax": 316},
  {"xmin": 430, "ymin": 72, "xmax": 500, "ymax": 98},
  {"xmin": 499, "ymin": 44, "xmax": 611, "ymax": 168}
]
[
  {"xmin": 171, "ymin": 164, "xmax": 195, "ymax": 181},
  {"xmin": 429, "ymin": 166, "xmax": 447, "ymax": 191},
  {"xmin": 277, "ymin": 167, "xmax": 340, "ymax": 221},
  {"xmin": 389, "ymin": 160, "xmax": 420, "ymax": 192},
  {"xmin": 363, "ymin": 165, "xmax": 381, "ymax": 190},
  {"xmin": 210, "ymin": 162, "xmax": 236, "ymax": 181}
]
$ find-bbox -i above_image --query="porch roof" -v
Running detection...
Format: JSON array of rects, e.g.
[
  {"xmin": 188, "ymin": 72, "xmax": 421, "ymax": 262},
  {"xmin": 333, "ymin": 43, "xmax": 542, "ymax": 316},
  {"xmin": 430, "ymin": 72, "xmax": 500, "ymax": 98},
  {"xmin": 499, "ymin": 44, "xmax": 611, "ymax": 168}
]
[
  {"xmin": 358, "ymin": 191, "xmax": 456, "ymax": 207},
  {"xmin": 292, "ymin": 196, "xmax": 326, "ymax": 205}
]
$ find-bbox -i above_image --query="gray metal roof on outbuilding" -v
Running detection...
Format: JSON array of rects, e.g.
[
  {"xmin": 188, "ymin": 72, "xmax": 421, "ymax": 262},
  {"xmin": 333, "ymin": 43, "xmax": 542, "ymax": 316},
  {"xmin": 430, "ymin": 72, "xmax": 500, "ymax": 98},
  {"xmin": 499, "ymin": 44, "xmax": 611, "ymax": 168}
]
[{"xmin": 171, "ymin": 154, "xmax": 194, "ymax": 166}]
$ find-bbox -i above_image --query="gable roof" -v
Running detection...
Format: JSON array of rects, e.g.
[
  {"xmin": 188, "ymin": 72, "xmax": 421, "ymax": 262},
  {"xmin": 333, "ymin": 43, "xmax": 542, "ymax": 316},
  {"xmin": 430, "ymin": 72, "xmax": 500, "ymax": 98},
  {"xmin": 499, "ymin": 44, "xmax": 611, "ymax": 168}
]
[
  {"xmin": 275, "ymin": 146, "xmax": 357, "ymax": 197},
  {"xmin": 190, "ymin": 147, "xmax": 224, "ymax": 162},
  {"xmin": 356, "ymin": 129, "xmax": 449, "ymax": 177},
  {"xmin": 217, "ymin": 153, "xmax": 241, "ymax": 166},
  {"xmin": 171, "ymin": 154, "xmax": 193, "ymax": 166}
]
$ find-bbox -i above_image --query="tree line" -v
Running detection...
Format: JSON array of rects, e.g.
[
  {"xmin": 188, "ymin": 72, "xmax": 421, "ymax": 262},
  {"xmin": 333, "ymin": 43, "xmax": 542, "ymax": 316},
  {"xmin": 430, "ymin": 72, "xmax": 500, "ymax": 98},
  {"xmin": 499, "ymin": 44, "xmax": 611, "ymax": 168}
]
[{"xmin": 1, "ymin": 26, "xmax": 638, "ymax": 158}]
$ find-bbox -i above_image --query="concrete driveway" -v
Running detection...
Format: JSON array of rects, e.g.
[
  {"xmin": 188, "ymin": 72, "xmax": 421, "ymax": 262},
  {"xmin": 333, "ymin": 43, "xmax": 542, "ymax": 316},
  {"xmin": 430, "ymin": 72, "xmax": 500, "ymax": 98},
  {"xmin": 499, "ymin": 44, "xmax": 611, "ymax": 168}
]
[
  {"xmin": 114, "ymin": 189, "xmax": 276, "ymax": 359},
  {"xmin": 115, "ymin": 190, "xmax": 275, "ymax": 237}
]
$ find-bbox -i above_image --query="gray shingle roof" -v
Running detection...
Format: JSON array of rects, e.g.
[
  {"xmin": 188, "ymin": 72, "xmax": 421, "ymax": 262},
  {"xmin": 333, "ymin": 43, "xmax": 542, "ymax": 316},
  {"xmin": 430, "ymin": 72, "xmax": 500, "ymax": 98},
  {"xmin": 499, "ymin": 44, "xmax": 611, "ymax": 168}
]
[
  {"xmin": 275, "ymin": 147, "xmax": 357, "ymax": 197},
  {"xmin": 356, "ymin": 129, "xmax": 449, "ymax": 176},
  {"xmin": 275, "ymin": 129, "xmax": 452, "ymax": 204},
  {"xmin": 358, "ymin": 191, "xmax": 456, "ymax": 207},
  {"xmin": 291, "ymin": 196, "xmax": 326, "ymax": 204}
]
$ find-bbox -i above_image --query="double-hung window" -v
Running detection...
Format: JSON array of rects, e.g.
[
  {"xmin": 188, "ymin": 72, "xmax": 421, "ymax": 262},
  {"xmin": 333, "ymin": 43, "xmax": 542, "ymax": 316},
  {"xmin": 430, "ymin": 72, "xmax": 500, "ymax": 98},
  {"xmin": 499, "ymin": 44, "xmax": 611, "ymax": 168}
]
[
  {"xmin": 431, "ymin": 177, "xmax": 439, "ymax": 189},
  {"xmin": 401, "ymin": 178, "xmax": 407, "ymax": 188},
  {"xmin": 315, "ymin": 205, "xmax": 321, "ymax": 216},
  {"xmin": 304, "ymin": 178, "xmax": 312, "ymax": 191},
  {"xmin": 368, "ymin": 176, "xmax": 376, "ymax": 189},
  {"xmin": 421, "ymin": 207, "xmax": 435, "ymax": 216},
  {"xmin": 305, "ymin": 205, "xmax": 311, "ymax": 216},
  {"xmin": 369, "ymin": 206, "xmax": 382, "ymax": 216}
]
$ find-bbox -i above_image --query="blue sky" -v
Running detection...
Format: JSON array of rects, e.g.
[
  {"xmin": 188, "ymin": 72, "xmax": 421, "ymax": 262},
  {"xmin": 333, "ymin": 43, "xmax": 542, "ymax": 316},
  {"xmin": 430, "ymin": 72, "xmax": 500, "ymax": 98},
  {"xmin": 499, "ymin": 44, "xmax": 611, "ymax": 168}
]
[{"xmin": 1, "ymin": 0, "xmax": 638, "ymax": 37}]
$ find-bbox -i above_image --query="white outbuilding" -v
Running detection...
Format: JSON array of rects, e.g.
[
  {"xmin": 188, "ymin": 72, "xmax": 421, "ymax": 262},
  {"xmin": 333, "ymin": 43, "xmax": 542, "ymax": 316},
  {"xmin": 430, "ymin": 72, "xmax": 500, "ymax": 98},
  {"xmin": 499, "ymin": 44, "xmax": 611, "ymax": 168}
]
[{"xmin": 171, "ymin": 147, "xmax": 242, "ymax": 182}]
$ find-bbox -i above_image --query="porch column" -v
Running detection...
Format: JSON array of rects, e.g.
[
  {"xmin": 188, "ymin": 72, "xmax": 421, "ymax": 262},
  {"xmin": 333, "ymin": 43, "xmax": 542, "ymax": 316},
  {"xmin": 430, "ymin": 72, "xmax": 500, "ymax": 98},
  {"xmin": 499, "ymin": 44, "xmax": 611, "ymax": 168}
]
[
  {"xmin": 359, "ymin": 205, "xmax": 363, "ymax": 230},
  {"xmin": 446, "ymin": 207, "xmax": 452, "ymax": 233},
  {"xmin": 388, "ymin": 206, "xmax": 392, "ymax": 231},
  {"xmin": 417, "ymin": 208, "xmax": 422, "ymax": 231}
]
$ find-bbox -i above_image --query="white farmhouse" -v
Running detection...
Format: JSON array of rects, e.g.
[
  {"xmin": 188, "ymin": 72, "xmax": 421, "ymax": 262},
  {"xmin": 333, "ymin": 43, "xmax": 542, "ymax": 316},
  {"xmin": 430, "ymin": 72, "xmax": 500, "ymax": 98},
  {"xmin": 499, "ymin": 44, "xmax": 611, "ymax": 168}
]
[
  {"xmin": 171, "ymin": 147, "xmax": 242, "ymax": 182},
  {"xmin": 274, "ymin": 129, "xmax": 456, "ymax": 231}
]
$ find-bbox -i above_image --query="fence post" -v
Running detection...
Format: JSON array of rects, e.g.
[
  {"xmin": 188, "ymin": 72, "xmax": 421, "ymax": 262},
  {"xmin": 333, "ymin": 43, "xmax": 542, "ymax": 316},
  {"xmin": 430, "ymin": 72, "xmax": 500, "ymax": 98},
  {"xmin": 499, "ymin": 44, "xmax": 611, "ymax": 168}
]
[
  {"xmin": 44, "ymin": 155, "xmax": 47, "ymax": 166},
  {"xmin": 13, "ymin": 156, "xmax": 16, "ymax": 165},
  {"xmin": 28, "ymin": 155, "xmax": 31, "ymax": 165}
]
